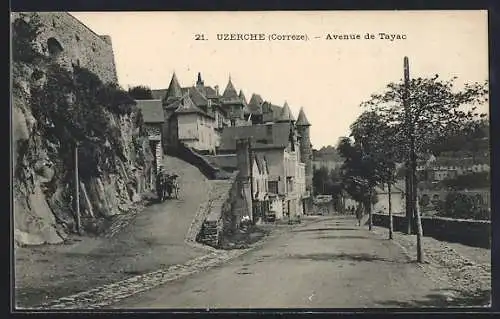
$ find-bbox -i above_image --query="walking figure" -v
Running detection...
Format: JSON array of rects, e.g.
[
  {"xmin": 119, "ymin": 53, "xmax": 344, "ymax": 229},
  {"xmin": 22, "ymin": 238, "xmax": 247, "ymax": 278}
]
[{"xmin": 355, "ymin": 205, "xmax": 363, "ymax": 226}]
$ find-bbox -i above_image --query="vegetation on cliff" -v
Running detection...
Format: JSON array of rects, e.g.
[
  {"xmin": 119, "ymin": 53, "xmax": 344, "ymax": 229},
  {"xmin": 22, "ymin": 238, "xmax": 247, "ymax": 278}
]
[{"xmin": 12, "ymin": 13, "xmax": 153, "ymax": 243}]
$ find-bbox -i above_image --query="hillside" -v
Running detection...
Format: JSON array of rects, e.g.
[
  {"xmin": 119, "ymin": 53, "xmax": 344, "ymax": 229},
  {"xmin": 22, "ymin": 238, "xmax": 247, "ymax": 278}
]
[{"xmin": 12, "ymin": 13, "xmax": 154, "ymax": 246}]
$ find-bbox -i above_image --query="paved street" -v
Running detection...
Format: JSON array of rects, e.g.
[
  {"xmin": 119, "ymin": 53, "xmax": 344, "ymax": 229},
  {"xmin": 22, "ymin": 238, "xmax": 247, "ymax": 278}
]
[{"xmin": 109, "ymin": 216, "xmax": 443, "ymax": 309}]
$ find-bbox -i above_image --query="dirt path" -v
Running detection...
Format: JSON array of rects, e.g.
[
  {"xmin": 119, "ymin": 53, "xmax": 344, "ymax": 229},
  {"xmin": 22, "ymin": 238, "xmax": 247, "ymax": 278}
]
[{"xmin": 14, "ymin": 155, "xmax": 212, "ymax": 308}]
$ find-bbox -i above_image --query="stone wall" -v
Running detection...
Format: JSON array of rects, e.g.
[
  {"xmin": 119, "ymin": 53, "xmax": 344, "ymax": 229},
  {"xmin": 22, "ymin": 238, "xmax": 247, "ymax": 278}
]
[
  {"xmin": 170, "ymin": 143, "xmax": 230, "ymax": 180},
  {"xmin": 197, "ymin": 175, "xmax": 238, "ymax": 248},
  {"xmin": 11, "ymin": 12, "xmax": 118, "ymax": 84},
  {"xmin": 12, "ymin": 13, "xmax": 153, "ymax": 246},
  {"xmin": 371, "ymin": 213, "xmax": 491, "ymax": 249}
]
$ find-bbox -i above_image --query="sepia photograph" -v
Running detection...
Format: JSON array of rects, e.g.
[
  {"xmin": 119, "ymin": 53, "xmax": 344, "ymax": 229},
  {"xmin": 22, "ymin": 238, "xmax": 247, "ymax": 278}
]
[{"xmin": 11, "ymin": 10, "xmax": 490, "ymax": 310}]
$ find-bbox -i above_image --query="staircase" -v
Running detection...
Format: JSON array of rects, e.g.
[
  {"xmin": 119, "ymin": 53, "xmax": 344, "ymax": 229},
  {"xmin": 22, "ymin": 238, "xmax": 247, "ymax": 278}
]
[{"xmin": 197, "ymin": 177, "xmax": 237, "ymax": 248}]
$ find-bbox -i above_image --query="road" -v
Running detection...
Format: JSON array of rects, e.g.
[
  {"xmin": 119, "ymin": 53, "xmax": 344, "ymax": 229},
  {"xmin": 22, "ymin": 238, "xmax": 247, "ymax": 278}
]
[
  {"xmin": 15, "ymin": 155, "xmax": 212, "ymax": 308},
  {"xmin": 109, "ymin": 215, "xmax": 443, "ymax": 309}
]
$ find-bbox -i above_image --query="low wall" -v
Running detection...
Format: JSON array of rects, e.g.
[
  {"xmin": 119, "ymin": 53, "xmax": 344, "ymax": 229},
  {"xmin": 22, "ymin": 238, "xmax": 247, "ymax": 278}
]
[
  {"xmin": 167, "ymin": 143, "xmax": 230, "ymax": 180},
  {"xmin": 372, "ymin": 213, "xmax": 491, "ymax": 249}
]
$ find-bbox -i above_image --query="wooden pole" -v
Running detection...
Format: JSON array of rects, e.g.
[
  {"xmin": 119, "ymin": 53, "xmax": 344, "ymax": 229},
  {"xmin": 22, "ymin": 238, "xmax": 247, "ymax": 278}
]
[
  {"xmin": 404, "ymin": 56, "xmax": 424, "ymax": 263},
  {"xmin": 388, "ymin": 182, "xmax": 393, "ymax": 239},
  {"xmin": 403, "ymin": 56, "xmax": 413, "ymax": 235},
  {"xmin": 74, "ymin": 142, "xmax": 82, "ymax": 235}
]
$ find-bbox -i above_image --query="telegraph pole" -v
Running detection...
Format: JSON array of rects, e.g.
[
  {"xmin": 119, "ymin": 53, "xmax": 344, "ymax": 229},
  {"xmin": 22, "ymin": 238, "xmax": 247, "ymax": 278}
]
[
  {"xmin": 74, "ymin": 142, "xmax": 82, "ymax": 235},
  {"xmin": 403, "ymin": 56, "xmax": 413, "ymax": 235},
  {"xmin": 404, "ymin": 56, "xmax": 424, "ymax": 263}
]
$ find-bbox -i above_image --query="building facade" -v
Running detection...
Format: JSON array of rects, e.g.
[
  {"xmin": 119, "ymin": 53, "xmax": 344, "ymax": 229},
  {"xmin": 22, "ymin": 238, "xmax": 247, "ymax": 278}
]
[
  {"xmin": 150, "ymin": 72, "xmax": 313, "ymax": 220},
  {"xmin": 135, "ymin": 99, "xmax": 165, "ymax": 184}
]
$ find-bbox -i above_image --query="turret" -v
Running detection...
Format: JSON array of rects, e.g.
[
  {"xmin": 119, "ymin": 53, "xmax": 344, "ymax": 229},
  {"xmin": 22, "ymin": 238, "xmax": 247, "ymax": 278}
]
[
  {"xmin": 164, "ymin": 72, "xmax": 183, "ymax": 104},
  {"xmin": 296, "ymin": 107, "xmax": 313, "ymax": 212}
]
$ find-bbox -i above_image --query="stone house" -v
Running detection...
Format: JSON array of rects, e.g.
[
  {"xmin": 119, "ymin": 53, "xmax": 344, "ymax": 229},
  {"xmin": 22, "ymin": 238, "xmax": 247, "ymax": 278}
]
[
  {"xmin": 135, "ymin": 99, "xmax": 164, "ymax": 183},
  {"xmin": 218, "ymin": 118, "xmax": 308, "ymax": 221},
  {"xmin": 252, "ymin": 154, "xmax": 270, "ymax": 223},
  {"xmin": 149, "ymin": 71, "xmax": 314, "ymax": 214},
  {"xmin": 154, "ymin": 73, "xmax": 230, "ymax": 153}
]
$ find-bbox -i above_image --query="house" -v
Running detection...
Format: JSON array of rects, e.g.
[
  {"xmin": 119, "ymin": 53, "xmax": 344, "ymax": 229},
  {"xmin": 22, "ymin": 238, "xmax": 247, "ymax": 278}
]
[
  {"xmin": 135, "ymin": 99, "xmax": 165, "ymax": 182},
  {"xmin": 252, "ymin": 154, "xmax": 270, "ymax": 223},
  {"xmin": 148, "ymin": 71, "xmax": 314, "ymax": 217},
  {"xmin": 218, "ymin": 118, "xmax": 308, "ymax": 221},
  {"xmin": 373, "ymin": 179, "xmax": 406, "ymax": 216},
  {"xmin": 156, "ymin": 72, "xmax": 229, "ymax": 153},
  {"xmin": 220, "ymin": 77, "xmax": 248, "ymax": 127}
]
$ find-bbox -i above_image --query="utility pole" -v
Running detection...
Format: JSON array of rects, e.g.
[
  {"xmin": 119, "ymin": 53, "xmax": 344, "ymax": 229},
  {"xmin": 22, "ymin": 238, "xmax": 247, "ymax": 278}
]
[
  {"xmin": 404, "ymin": 56, "xmax": 424, "ymax": 263},
  {"xmin": 403, "ymin": 56, "xmax": 413, "ymax": 235},
  {"xmin": 74, "ymin": 142, "xmax": 82, "ymax": 235}
]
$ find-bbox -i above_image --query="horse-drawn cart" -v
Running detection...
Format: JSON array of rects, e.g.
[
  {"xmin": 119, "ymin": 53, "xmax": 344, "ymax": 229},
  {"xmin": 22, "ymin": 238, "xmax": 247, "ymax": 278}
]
[{"xmin": 156, "ymin": 169, "xmax": 180, "ymax": 202}]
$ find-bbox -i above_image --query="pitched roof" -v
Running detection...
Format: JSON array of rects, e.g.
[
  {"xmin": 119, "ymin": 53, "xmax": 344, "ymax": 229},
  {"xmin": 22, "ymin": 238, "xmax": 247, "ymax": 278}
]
[
  {"xmin": 239, "ymin": 90, "xmax": 247, "ymax": 105},
  {"xmin": 219, "ymin": 122, "xmax": 293, "ymax": 151},
  {"xmin": 261, "ymin": 102, "xmax": 283, "ymax": 122},
  {"xmin": 253, "ymin": 154, "xmax": 269, "ymax": 174},
  {"xmin": 296, "ymin": 107, "xmax": 311, "ymax": 126},
  {"xmin": 165, "ymin": 73, "xmax": 183, "ymax": 102},
  {"xmin": 276, "ymin": 101, "xmax": 295, "ymax": 122},
  {"xmin": 249, "ymin": 93, "xmax": 264, "ymax": 106},
  {"xmin": 174, "ymin": 94, "xmax": 213, "ymax": 118},
  {"xmin": 222, "ymin": 78, "xmax": 239, "ymax": 100},
  {"xmin": 188, "ymin": 86, "xmax": 208, "ymax": 107},
  {"xmin": 135, "ymin": 99, "xmax": 165, "ymax": 123},
  {"xmin": 247, "ymin": 94, "xmax": 264, "ymax": 115},
  {"xmin": 253, "ymin": 154, "xmax": 263, "ymax": 173}
]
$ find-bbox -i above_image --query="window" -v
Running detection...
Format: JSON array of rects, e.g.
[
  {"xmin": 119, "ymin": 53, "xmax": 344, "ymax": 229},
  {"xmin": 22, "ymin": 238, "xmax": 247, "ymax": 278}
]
[
  {"xmin": 268, "ymin": 181, "xmax": 279, "ymax": 194},
  {"xmin": 47, "ymin": 38, "xmax": 63, "ymax": 57}
]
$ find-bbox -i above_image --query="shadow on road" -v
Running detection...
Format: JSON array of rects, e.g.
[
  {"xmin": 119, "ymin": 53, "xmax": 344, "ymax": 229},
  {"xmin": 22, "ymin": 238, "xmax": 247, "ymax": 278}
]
[
  {"xmin": 292, "ymin": 227, "xmax": 359, "ymax": 233},
  {"xmin": 286, "ymin": 252, "xmax": 407, "ymax": 264},
  {"xmin": 376, "ymin": 288, "xmax": 491, "ymax": 308},
  {"xmin": 315, "ymin": 235, "xmax": 376, "ymax": 240}
]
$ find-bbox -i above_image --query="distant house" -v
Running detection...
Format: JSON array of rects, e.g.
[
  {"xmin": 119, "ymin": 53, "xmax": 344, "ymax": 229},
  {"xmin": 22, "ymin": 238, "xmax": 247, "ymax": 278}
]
[
  {"xmin": 135, "ymin": 99, "xmax": 165, "ymax": 179},
  {"xmin": 417, "ymin": 155, "xmax": 490, "ymax": 182},
  {"xmin": 373, "ymin": 179, "xmax": 406, "ymax": 215}
]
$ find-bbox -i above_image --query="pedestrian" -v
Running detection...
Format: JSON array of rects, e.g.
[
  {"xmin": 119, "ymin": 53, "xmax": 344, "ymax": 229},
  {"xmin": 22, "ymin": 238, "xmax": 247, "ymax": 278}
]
[{"xmin": 355, "ymin": 205, "xmax": 363, "ymax": 226}]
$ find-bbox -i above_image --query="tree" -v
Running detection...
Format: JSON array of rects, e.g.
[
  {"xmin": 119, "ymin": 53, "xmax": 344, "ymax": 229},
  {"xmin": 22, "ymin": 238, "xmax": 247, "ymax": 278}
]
[
  {"xmin": 337, "ymin": 136, "xmax": 380, "ymax": 229},
  {"xmin": 361, "ymin": 57, "xmax": 488, "ymax": 262},
  {"xmin": 348, "ymin": 111, "xmax": 401, "ymax": 236},
  {"xmin": 128, "ymin": 85, "xmax": 154, "ymax": 100}
]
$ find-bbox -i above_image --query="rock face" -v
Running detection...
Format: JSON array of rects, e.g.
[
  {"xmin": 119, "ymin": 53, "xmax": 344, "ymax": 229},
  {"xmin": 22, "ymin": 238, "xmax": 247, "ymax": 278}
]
[{"xmin": 12, "ymin": 13, "xmax": 154, "ymax": 246}]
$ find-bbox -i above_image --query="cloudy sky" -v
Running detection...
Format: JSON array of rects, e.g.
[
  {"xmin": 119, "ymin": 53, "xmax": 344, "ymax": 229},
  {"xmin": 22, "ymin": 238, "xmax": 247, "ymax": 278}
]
[{"xmin": 71, "ymin": 11, "xmax": 488, "ymax": 149}]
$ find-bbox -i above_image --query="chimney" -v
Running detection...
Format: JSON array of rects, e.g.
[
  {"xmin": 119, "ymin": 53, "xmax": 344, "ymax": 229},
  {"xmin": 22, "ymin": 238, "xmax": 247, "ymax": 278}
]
[
  {"xmin": 214, "ymin": 85, "xmax": 220, "ymax": 96},
  {"xmin": 236, "ymin": 138, "xmax": 252, "ymax": 179}
]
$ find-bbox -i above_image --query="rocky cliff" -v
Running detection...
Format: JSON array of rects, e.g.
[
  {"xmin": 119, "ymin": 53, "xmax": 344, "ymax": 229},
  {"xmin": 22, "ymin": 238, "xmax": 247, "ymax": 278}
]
[{"xmin": 12, "ymin": 13, "xmax": 154, "ymax": 246}]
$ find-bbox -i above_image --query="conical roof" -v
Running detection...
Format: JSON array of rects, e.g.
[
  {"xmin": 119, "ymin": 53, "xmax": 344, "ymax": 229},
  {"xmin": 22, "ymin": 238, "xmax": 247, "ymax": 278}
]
[
  {"xmin": 239, "ymin": 90, "xmax": 247, "ymax": 105},
  {"xmin": 296, "ymin": 107, "xmax": 311, "ymax": 126},
  {"xmin": 249, "ymin": 93, "xmax": 263, "ymax": 106},
  {"xmin": 222, "ymin": 77, "xmax": 239, "ymax": 100},
  {"xmin": 247, "ymin": 93, "xmax": 263, "ymax": 115},
  {"xmin": 277, "ymin": 101, "xmax": 295, "ymax": 122},
  {"xmin": 165, "ymin": 72, "xmax": 183, "ymax": 102}
]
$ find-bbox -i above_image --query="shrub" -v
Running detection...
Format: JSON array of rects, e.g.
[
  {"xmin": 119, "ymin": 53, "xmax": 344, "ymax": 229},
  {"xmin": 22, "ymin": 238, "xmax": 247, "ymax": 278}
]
[
  {"xmin": 12, "ymin": 13, "xmax": 45, "ymax": 64},
  {"xmin": 436, "ymin": 191, "xmax": 490, "ymax": 220},
  {"xmin": 128, "ymin": 85, "xmax": 154, "ymax": 100}
]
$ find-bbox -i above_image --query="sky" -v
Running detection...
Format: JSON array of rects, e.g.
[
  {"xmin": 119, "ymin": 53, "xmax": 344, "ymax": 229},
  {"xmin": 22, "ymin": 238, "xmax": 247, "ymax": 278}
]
[{"xmin": 70, "ymin": 11, "xmax": 489, "ymax": 149}]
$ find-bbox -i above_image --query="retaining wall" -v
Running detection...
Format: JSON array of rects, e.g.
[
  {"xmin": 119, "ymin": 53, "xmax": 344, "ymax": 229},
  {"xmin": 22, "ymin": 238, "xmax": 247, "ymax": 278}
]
[{"xmin": 372, "ymin": 213, "xmax": 491, "ymax": 249}]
